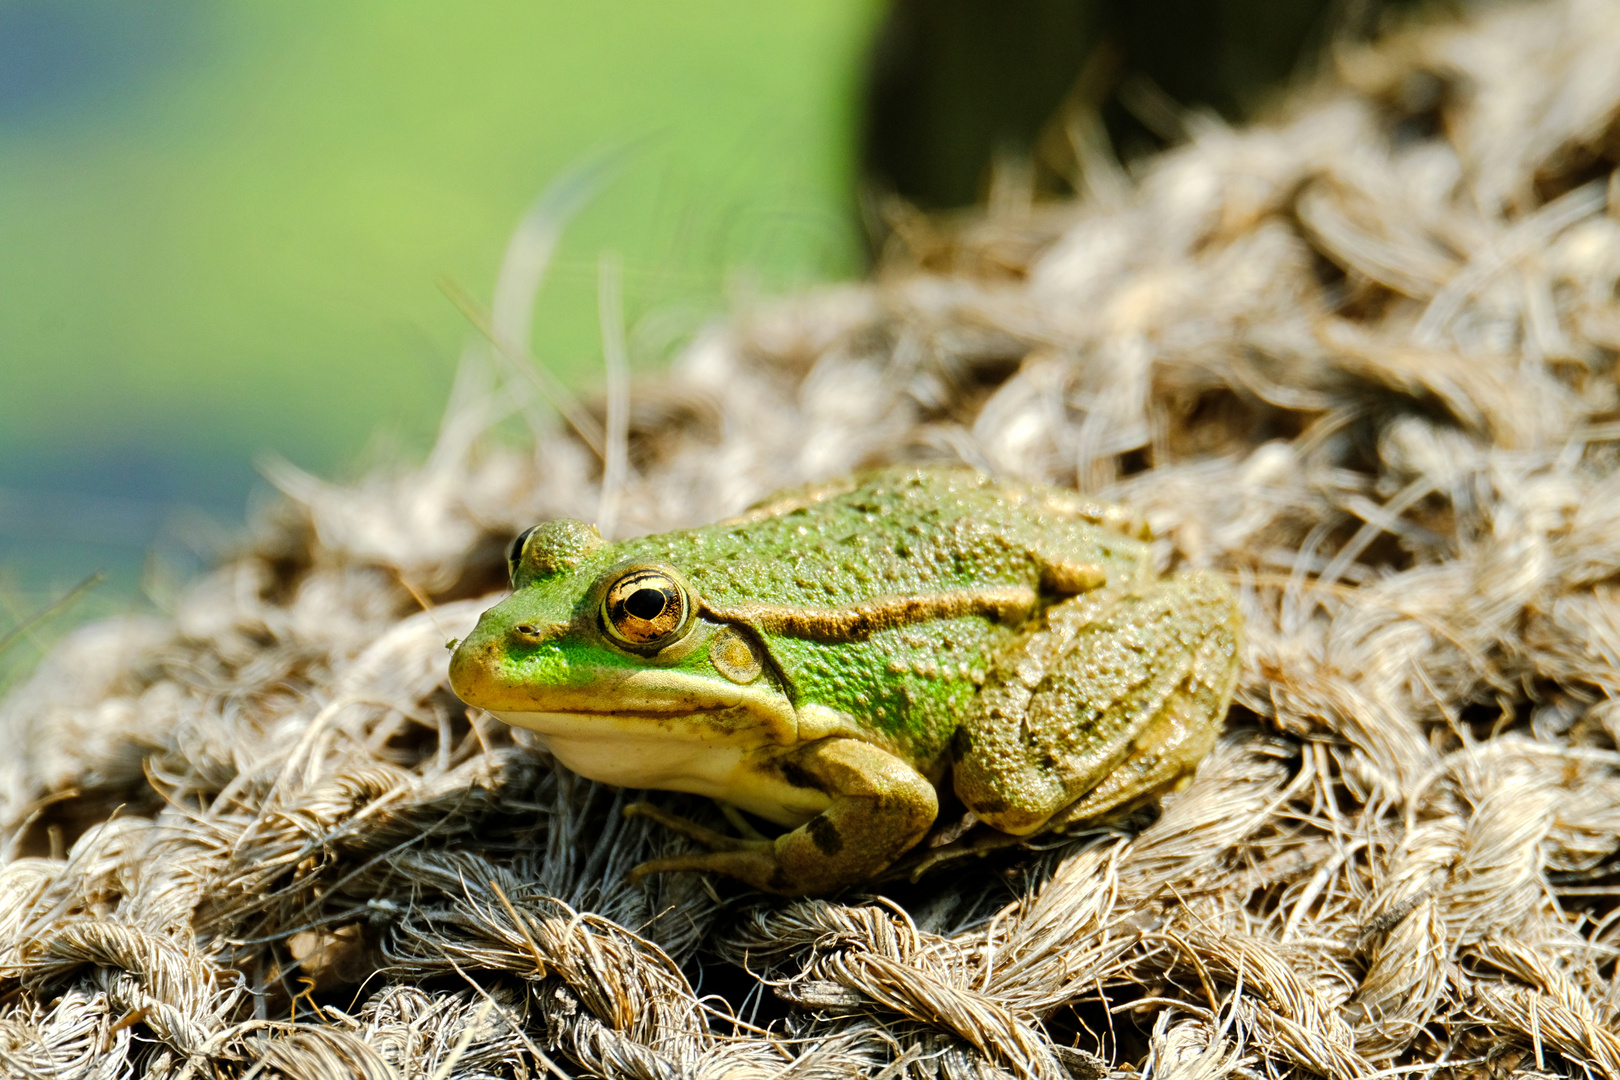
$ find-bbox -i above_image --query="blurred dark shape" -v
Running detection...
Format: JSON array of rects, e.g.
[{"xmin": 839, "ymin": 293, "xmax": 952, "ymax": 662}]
[{"xmin": 861, "ymin": 0, "xmax": 1451, "ymax": 211}]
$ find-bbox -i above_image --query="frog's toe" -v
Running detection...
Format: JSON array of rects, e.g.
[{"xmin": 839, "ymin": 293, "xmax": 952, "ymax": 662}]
[
  {"xmin": 622, "ymin": 801, "xmax": 755, "ymax": 851},
  {"xmin": 624, "ymin": 802, "xmax": 794, "ymax": 892},
  {"xmin": 627, "ymin": 847, "xmax": 787, "ymax": 893}
]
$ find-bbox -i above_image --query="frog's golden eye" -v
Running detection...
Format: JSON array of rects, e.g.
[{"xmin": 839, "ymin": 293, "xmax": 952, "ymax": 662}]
[
  {"xmin": 506, "ymin": 526, "xmax": 540, "ymax": 587},
  {"xmin": 601, "ymin": 567, "xmax": 692, "ymax": 647}
]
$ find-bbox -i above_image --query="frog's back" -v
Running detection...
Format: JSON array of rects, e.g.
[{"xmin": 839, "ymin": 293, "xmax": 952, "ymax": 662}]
[
  {"xmin": 617, "ymin": 467, "xmax": 1151, "ymax": 611},
  {"xmin": 601, "ymin": 469, "xmax": 1156, "ymax": 760}
]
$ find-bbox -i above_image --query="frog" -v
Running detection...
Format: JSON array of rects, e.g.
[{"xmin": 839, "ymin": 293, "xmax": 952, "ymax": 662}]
[{"xmin": 448, "ymin": 467, "xmax": 1242, "ymax": 895}]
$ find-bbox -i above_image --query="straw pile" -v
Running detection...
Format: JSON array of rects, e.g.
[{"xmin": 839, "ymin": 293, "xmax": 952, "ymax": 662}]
[{"xmin": 7, "ymin": 0, "xmax": 1620, "ymax": 1075}]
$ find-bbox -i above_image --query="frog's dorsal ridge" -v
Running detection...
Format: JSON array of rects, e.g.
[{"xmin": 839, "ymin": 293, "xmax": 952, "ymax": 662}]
[{"xmin": 699, "ymin": 584, "xmax": 1038, "ymax": 642}]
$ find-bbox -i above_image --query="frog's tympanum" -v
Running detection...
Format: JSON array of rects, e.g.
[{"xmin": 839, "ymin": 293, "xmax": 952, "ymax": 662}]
[{"xmin": 449, "ymin": 468, "xmax": 1241, "ymax": 895}]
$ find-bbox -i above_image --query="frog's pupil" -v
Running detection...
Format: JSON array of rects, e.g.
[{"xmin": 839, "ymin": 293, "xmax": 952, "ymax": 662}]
[{"xmin": 625, "ymin": 588, "xmax": 667, "ymax": 621}]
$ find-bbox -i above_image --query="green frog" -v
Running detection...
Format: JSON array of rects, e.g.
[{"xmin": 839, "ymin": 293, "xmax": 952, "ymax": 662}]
[{"xmin": 449, "ymin": 467, "xmax": 1241, "ymax": 895}]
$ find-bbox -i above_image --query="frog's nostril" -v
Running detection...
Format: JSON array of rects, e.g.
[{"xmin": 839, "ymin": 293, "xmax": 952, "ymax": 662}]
[{"xmin": 509, "ymin": 619, "xmax": 565, "ymax": 644}]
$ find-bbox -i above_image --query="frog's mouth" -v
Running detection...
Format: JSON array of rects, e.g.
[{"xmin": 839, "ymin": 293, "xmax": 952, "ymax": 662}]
[{"xmin": 455, "ymin": 662, "xmax": 801, "ymax": 748}]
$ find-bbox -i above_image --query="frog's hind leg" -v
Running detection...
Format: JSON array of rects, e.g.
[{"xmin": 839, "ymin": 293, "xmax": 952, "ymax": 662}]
[
  {"xmin": 899, "ymin": 692, "xmax": 1216, "ymax": 883},
  {"xmin": 627, "ymin": 738, "xmax": 938, "ymax": 896},
  {"xmin": 1040, "ymin": 683, "xmax": 1223, "ymax": 829},
  {"xmin": 952, "ymin": 572, "xmax": 1240, "ymax": 837}
]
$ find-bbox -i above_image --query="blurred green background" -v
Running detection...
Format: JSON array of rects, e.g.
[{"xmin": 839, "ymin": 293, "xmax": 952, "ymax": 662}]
[
  {"xmin": 0, "ymin": 0, "xmax": 881, "ymax": 639},
  {"xmin": 0, "ymin": 0, "xmax": 1434, "ymax": 682}
]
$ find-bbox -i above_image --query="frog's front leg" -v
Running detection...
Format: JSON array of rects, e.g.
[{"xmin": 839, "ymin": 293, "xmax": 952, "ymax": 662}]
[
  {"xmin": 953, "ymin": 572, "xmax": 1240, "ymax": 837},
  {"xmin": 626, "ymin": 738, "xmax": 938, "ymax": 895}
]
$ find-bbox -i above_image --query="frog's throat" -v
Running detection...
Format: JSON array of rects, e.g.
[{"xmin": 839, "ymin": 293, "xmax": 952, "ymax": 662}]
[
  {"xmin": 699, "ymin": 584, "xmax": 1038, "ymax": 642},
  {"xmin": 487, "ymin": 710, "xmax": 831, "ymax": 826}
]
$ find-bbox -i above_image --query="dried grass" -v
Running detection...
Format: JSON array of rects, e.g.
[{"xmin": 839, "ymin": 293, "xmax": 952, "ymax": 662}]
[{"xmin": 7, "ymin": 1, "xmax": 1620, "ymax": 1076}]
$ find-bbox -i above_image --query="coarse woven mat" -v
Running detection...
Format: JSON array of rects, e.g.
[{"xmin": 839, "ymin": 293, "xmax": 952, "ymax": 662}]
[{"xmin": 8, "ymin": 1, "xmax": 1620, "ymax": 1077}]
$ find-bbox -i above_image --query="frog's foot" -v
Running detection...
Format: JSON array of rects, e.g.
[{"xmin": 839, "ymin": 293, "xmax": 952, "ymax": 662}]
[
  {"xmin": 622, "ymin": 803, "xmax": 782, "ymax": 890},
  {"xmin": 624, "ymin": 738, "xmax": 939, "ymax": 896},
  {"xmin": 623, "ymin": 801, "xmax": 755, "ymax": 850},
  {"xmin": 627, "ymin": 847, "xmax": 784, "ymax": 891}
]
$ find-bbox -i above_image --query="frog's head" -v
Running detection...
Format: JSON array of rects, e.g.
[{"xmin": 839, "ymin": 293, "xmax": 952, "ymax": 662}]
[{"xmin": 448, "ymin": 519, "xmax": 797, "ymax": 746}]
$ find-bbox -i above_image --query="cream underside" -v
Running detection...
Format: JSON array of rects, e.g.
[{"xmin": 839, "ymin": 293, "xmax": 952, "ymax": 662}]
[{"xmin": 492, "ymin": 709, "xmax": 833, "ymax": 826}]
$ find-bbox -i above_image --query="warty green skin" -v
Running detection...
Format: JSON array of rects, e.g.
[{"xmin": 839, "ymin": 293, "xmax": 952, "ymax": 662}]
[{"xmin": 449, "ymin": 467, "xmax": 1242, "ymax": 895}]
